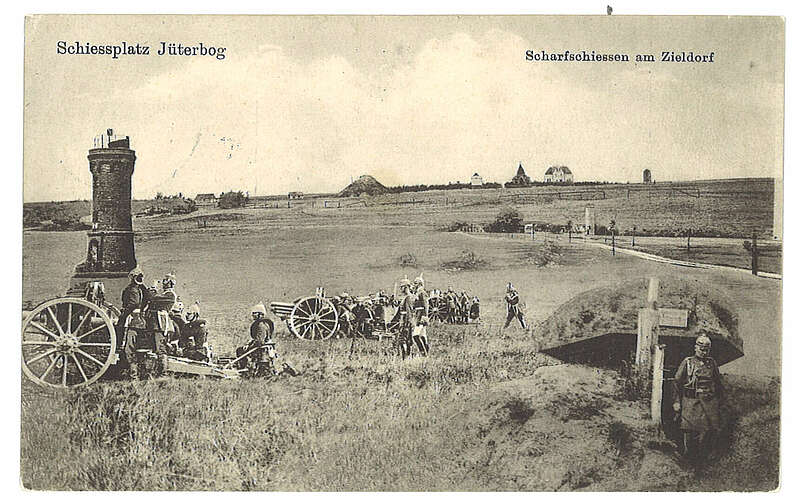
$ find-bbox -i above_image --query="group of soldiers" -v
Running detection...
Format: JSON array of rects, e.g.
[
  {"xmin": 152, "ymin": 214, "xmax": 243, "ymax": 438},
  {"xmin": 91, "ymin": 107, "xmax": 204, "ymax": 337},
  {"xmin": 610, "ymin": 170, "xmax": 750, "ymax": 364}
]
[
  {"xmin": 430, "ymin": 287, "xmax": 481, "ymax": 324},
  {"xmin": 115, "ymin": 266, "xmax": 726, "ymax": 464},
  {"xmin": 117, "ymin": 267, "xmax": 209, "ymax": 379}
]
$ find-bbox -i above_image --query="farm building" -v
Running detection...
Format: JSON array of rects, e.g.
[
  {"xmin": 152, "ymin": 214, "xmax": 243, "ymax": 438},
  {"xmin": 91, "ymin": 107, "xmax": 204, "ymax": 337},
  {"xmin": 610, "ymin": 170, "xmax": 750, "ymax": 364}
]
[
  {"xmin": 544, "ymin": 165, "xmax": 573, "ymax": 183},
  {"xmin": 471, "ymin": 173, "xmax": 484, "ymax": 187},
  {"xmin": 505, "ymin": 163, "xmax": 532, "ymax": 187},
  {"xmin": 643, "ymin": 169, "xmax": 653, "ymax": 183},
  {"xmin": 288, "ymin": 191, "xmax": 304, "ymax": 200},
  {"xmin": 194, "ymin": 193, "xmax": 217, "ymax": 207}
]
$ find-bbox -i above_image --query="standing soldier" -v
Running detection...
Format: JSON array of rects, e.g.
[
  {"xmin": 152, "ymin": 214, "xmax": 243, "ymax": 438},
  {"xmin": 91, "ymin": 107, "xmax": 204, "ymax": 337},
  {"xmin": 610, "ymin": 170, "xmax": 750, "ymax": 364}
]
[
  {"xmin": 459, "ymin": 291, "xmax": 470, "ymax": 324},
  {"xmin": 412, "ymin": 276, "xmax": 430, "ymax": 356},
  {"xmin": 504, "ymin": 282, "xmax": 528, "ymax": 330},
  {"xmin": 672, "ymin": 334, "xmax": 726, "ymax": 465},
  {"xmin": 396, "ymin": 278, "xmax": 416, "ymax": 359},
  {"xmin": 446, "ymin": 286, "xmax": 458, "ymax": 324}
]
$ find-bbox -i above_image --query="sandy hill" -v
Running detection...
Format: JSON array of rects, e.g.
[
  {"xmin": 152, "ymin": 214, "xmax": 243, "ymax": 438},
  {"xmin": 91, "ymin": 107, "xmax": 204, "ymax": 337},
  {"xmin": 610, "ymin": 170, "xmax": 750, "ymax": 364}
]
[{"xmin": 338, "ymin": 175, "xmax": 388, "ymax": 197}]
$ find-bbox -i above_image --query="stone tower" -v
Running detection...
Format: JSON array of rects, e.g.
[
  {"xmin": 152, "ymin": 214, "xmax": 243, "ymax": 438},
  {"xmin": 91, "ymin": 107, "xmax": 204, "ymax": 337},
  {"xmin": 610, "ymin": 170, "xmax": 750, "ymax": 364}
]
[
  {"xmin": 70, "ymin": 129, "xmax": 137, "ymax": 301},
  {"xmin": 643, "ymin": 169, "xmax": 652, "ymax": 183}
]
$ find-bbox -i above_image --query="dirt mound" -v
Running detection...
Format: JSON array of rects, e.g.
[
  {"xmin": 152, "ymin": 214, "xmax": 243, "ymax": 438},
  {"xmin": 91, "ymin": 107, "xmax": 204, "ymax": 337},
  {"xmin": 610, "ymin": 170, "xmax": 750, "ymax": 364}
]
[
  {"xmin": 454, "ymin": 364, "xmax": 778, "ymax": 491},
  {"xmin": 536, "ymin": 277, "xmax": 742, "ymax": 356},
  {"xmin": 338, "ymin": 175, "xmax": 388, "ymax": 197}
]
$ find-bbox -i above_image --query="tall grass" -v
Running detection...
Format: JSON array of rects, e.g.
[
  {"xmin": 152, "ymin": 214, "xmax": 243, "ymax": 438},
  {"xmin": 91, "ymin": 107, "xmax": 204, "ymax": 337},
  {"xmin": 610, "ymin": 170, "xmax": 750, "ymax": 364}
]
[{"xmin": 22, "ymin": 323, "xmax": 551, "ymax": 490}]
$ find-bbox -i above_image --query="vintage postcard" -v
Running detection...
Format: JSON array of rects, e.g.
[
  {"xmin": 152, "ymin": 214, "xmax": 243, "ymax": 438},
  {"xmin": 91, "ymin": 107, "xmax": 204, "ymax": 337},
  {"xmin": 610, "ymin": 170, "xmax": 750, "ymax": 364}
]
[{"xmin": 21, "ymin": 15, "xmax": 783, "ymax": 491}]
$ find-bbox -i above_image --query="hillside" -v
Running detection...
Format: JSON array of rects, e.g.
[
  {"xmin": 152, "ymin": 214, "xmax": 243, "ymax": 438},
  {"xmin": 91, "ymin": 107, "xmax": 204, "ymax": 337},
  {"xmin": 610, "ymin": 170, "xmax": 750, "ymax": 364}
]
[{"xmin": 338, "ymin": 175, "xmax": 389, "ymax": 197}]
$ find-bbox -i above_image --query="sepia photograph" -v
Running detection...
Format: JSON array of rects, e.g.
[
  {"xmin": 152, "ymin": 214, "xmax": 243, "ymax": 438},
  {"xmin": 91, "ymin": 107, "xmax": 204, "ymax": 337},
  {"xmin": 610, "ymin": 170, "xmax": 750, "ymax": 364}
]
[{"xmin": 20, "ymin": 12, "xmax": 784, "ymax": 491}]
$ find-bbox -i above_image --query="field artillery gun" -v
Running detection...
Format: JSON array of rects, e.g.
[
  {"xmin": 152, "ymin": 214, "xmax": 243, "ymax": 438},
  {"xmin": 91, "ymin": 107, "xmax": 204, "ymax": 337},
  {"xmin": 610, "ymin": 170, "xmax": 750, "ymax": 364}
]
[
  {"xmin": 269, "ymin": 288, "xmax": 406, "ymax": 341},
  {"xmin": 21, "ymin": 282, "xmax": 264, "ymax": 389}
]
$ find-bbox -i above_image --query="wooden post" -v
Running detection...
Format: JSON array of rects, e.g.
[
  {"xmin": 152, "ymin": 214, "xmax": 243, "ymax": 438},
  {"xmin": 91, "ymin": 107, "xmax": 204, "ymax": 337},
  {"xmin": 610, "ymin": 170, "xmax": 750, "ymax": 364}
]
[
  {"xmin": 651, "ymin": 344, "xmax": 665, "ymax": 425},
  {"xmin": 647, "ymin": 277, "xmax": 659, "ymax": 308},
  {"xmin": 687, "ymin": 229, "xmax": 691, "ymax": 253},
  {"xmin": 636, "ymin": 308, "xmax": 659, "ymax": 368},
  {"xmin": 636, "ymin": 277, "xmax": 660, "ymax": 371},
  {"xmin": 752, "ymin": 230, "xmax": 759, "ymax": 276},
  {"xmin": 631, "ymin": 226, "xmax": 636, "ymax": 247},
  {"xmin": 611, "ymin": 232, "xmax": 616, "ymax": 255}
]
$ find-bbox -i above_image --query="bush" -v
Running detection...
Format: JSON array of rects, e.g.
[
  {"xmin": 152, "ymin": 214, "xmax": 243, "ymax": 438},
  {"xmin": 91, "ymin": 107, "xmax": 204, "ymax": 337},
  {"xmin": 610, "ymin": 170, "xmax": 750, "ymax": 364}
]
[
  {"xmin": 218, "ymin": 191, "xmax": 248, "ymax": 209},
  {"xmin": 398, "ymin": 253, "xmax": 417, "ymax": 267},
  {"xmin": 525, "ymin": 240, "xmax": 564, "ymax": 267},
  {"xmin": 441, "ymin": 221, "xmax": 472, "ymax": 232},
  {"xmin": 484, "ymin": 207, "xmax": 523, "ymax": 233},
  {"xmin": 441, "ymin": 250, "xmax": 488, "ymax": 271}
]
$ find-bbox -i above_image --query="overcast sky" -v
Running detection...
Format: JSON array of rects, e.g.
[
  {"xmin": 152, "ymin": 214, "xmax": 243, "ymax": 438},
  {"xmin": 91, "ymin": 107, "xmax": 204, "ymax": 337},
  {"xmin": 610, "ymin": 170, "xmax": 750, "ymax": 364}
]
[{"xmin": 23, "ymin": 16, "xmax": 783, "ymax": 202}]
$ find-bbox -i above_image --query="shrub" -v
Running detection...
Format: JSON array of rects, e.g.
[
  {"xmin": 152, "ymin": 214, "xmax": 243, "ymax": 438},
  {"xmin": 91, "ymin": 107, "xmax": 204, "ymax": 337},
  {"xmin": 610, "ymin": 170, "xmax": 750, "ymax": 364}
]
[
  {"xmin": 441, "ymin": 250, "xmax": 488, "ymax": 271},
  {"xmin": 398, "ymin": 253, "xmax": 417, "ymax": 267},
  {"xmin": 218, "ymin": 191, "xmax": 248, "ymax": 209},
  {"xmin": 484, "ymin": 207, "xmax": 523, "ymax": 233},
  {"xmin": 441, "ymin": 221, "xmax": 471, "ymax": 232}
]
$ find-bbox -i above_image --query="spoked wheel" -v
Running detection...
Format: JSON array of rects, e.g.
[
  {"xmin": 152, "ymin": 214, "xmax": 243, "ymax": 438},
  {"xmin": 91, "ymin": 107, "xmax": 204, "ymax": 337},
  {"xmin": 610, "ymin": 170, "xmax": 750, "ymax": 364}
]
[
  {"xmin": 428, "ymin": 297, "xmax": 449, "ymax": 323},
  {"xmin": 289, "ymin": 296, "xmax": 339, "ymax": 340},
  {"xmin": 352, "ymin": 304, "xmax": 374, "ymax": 339},
  {"xmin": 22, "ymin": 297, "xmax": 117, "ymax": 389}
]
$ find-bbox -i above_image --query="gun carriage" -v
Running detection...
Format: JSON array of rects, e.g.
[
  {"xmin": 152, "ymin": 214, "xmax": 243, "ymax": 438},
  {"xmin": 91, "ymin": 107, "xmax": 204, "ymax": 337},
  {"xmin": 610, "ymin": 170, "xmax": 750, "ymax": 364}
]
[
  {"xmin": 270, "ymin": 289, "xmax": 410, "ymax": 341},
  {"xmin": 21, "ymin": 282, "xmax": 263, "ymax": 389}
]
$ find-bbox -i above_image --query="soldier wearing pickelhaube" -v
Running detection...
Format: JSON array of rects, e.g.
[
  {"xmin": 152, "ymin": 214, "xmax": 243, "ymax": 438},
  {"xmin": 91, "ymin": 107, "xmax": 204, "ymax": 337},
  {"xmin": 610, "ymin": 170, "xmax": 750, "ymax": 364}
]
[
  {"xmin": 672, "ymin": 334, "xmax": 725, "ymax": 465},
  {"xmin": 412, "ymin": 275, "xmax": 430, "ymax": 356},
  {"xmin": 503, "ymin": 282, "xmax": 527, "ymax": 330},
  {"xmin": 396, "ymin": 278, "xmax": 416, "ymax": 359}
]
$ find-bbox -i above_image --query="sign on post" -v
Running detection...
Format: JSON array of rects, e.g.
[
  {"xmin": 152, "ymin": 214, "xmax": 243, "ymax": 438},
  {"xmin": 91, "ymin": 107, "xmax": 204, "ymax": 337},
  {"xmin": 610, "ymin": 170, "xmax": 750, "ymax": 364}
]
[{"xmin": 658, "ymin": 308, "xmax": 688, "ymax": 328}]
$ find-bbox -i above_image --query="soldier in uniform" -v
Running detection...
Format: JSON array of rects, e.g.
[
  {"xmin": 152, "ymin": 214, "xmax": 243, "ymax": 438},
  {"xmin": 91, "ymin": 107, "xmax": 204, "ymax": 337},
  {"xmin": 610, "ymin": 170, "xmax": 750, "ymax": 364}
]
[
  {"xmin": 236, "ymin": 303, "xmax": 275, "ymax": 372},
  {"xmin": 672, "ymin": 334, "xmax": 725, "ymax": 465},
  {"xmin": 118, "ymin": 267, "xmax": 152, "ymax": 378},
  {"xmin": 469, "ymin": 296, "xmax": 481, "ymax": 323},
  {"xmin": 179, "ymin": 302, "xmax": 209, "ymax": 361},
  {"xmin": 396, "ymin": 278, "xmax": 417, "ymax": 359},
  {"xmin": 445, "ymin": 286, "xmax": 458, "ymax": 324},
  {"xmin": 412, "ymin": 276, "xmax": 430, "ymax": 356},
  {"xmin": 145, "ymin": 272, "xmax": 179, "ymax": 356},
  {"xmin": 459, "ymin": 291, "xmax": 470, "ymax": 324},
  {"xmin": 503, "ymin": 282, "xmax": 527, "ymax": 329}
]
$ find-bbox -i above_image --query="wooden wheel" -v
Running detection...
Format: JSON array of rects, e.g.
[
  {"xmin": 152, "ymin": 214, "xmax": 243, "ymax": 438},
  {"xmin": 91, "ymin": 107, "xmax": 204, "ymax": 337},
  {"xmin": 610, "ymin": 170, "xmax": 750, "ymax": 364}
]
[
  {"xmin": 352, "ymin": 303, "xmax": 375, "ymax": 338},
  {"xmin": 289, "ymin": 296, "xmax": 339, "ymax": 340},
  {"xmin": 22, "ymin": 297, "xmax": 117, "ymax": 389},
  {"xmin": 428, "ymin": 297, "xmax": 449, "ymax": 323}
]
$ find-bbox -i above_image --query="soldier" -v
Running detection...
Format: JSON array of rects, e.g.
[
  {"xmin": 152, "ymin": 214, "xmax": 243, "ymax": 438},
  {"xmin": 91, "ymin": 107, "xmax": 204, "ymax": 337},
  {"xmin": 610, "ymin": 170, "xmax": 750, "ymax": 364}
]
[
  {"xmin": 236, "ymin": 303, "xmax": 275, "ymax": 370},
  {"xmin": 337, "ymin": 293, "xmax": 355, "ymax": 337},
  {"xmin": 180, "ymin": 302, "xmax": 209, "ymax": 361},
  {"xmin": 118, "ymin": 267, "xmax": 152, "ymax": 378},
  {"xmin": 469, "ymin": 296, "xmax": 481, "ymax": 323},
  {"xmin": 145, "ymin": 272, "xmax": 179, "ymax": 355},
  {"xmin": 459, "ymin": 291, "xmax": 470, "ymax": 324},
  {"xmin": 412, "ymin": 276, "xmax": 430, "ymax": 356},
  {"xmin": 672, "ymin": 334, "xmax": 725, "ymax": 465},
  {"xmin": 446, "ymin": 286, "xmax": 458, "ymax": 324},
  {"xmin": 503, "ymin": 282, "xmax": 527, "ymax": 330},
  {"xmin": 396, "ymin": 278, "xmax": 416, "ymax": 359},
  {"xmin": 118, "ymin": 267, "xmax": 150, "ymax": 329}
]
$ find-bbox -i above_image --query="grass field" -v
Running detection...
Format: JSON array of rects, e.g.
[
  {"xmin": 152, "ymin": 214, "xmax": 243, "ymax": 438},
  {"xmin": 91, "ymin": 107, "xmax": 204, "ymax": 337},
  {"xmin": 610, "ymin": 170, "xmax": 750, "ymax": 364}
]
[{"xmin": 20, "ymin": 188, "xmax": 782, "ymax": 490}]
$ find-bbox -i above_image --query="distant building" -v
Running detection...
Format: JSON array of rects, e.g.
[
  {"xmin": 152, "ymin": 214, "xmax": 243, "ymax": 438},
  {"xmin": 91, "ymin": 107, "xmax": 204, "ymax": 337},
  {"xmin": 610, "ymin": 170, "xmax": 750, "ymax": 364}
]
[
  {"xmin": 544, "ymin": 166, "xmax": 573, "ymax": 183},
  {"xmin": 471, "ymin": 173, "xmax": 484, "ymax": 187},
  {"xmin": 643, "ymin": 169, "xmax": 652, "ymax": 183},
  {"xmin": 288, "ymin": 191, "xmax": 304, "ymax": 200},
  {"xmin": 506, "ymin": 163, "xmax": 532, "ymax": 187},
  {"xmin": 194, "ymin": 193, "xmax": 217, "ymax": 207}
]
